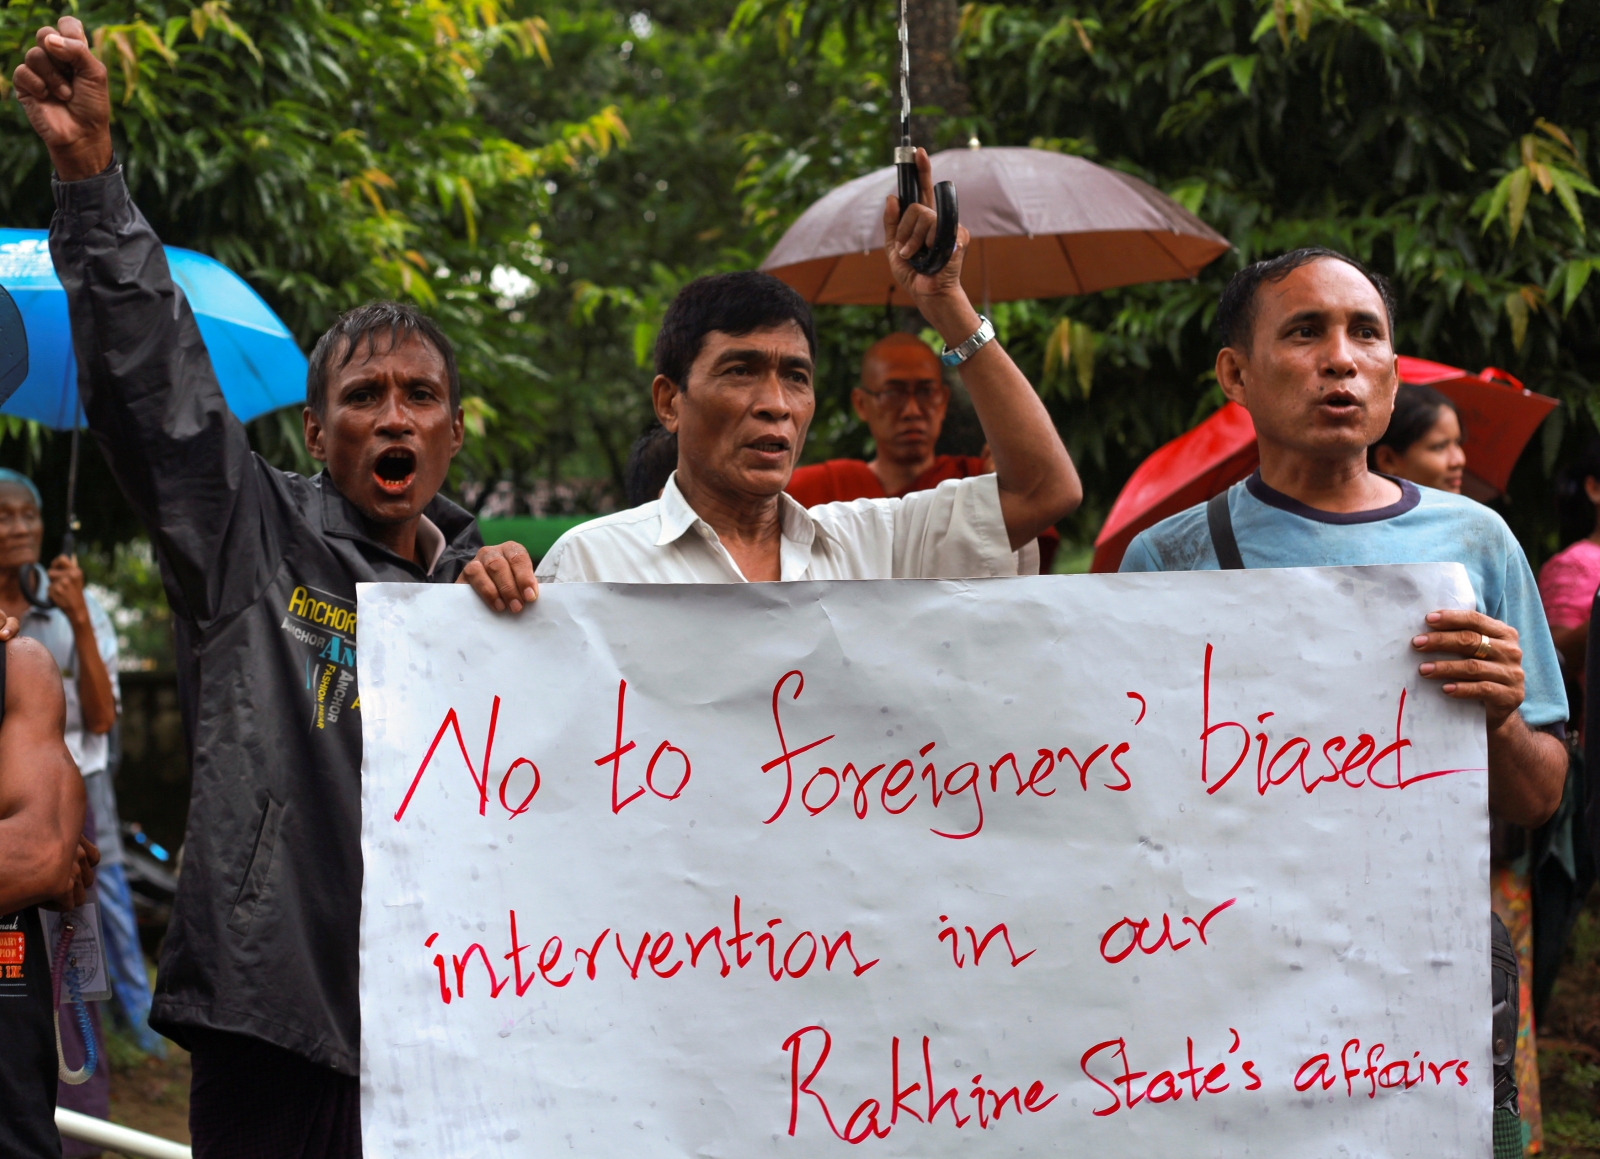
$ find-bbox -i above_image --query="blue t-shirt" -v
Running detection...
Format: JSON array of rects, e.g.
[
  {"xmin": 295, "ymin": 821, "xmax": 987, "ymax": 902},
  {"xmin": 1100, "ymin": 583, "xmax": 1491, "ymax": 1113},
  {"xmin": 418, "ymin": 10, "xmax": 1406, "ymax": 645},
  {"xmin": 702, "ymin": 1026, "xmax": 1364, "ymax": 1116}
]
[{"xmin": 1121, "ymin": 472, "xmax": 1568, "ymax": 729}]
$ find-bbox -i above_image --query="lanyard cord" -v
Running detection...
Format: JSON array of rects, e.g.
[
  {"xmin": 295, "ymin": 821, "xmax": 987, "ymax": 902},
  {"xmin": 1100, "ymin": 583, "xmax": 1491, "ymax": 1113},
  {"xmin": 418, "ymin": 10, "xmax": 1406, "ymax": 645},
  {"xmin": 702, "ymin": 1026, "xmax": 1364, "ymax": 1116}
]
[{"xmin": 50, "ymin": 917, "xmax": 97, "ymax": 1085}]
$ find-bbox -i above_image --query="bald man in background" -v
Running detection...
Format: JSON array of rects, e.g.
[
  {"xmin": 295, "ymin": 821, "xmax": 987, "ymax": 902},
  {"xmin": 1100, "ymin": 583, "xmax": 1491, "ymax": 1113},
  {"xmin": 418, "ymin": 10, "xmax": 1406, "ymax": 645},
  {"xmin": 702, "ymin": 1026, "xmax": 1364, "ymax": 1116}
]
[{"xmin": 787, "ymin": 333, "xmax": 1059, "ymax": 572}]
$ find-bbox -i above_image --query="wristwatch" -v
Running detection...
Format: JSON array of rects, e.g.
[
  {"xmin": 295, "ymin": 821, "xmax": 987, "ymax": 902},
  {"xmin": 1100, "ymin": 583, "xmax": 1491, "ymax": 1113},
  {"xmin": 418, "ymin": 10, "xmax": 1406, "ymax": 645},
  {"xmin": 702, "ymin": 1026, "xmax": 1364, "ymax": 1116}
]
[{"xmin": 940, "ymin": 315, "xmax": 996, "ymax": 367}]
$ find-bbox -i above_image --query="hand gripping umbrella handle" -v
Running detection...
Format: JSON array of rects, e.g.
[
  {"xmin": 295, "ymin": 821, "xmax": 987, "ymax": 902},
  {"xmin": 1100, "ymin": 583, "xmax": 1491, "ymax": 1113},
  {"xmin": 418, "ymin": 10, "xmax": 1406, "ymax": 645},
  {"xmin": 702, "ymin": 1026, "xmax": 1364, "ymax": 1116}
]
[{"xmin": 895, "ymin": 152, "xmax": 959, "ymax": 277}]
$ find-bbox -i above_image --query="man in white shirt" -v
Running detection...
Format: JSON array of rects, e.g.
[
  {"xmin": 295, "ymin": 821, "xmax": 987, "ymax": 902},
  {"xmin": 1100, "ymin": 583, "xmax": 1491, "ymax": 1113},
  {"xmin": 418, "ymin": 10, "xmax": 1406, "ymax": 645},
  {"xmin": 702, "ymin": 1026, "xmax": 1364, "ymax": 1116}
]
[{"xmin": 463, "ymin": 151, "xmax": 1081, "ymax": 597}]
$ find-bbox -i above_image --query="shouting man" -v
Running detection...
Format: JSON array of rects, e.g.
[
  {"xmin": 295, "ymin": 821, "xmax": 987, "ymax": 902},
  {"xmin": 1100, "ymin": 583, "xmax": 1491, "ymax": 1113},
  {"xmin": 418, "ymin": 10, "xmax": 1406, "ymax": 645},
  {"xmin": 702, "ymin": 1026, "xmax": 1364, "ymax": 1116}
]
[{"xmin": 16, "ymin": 18, "xmax": 535, "ymax": 1158}]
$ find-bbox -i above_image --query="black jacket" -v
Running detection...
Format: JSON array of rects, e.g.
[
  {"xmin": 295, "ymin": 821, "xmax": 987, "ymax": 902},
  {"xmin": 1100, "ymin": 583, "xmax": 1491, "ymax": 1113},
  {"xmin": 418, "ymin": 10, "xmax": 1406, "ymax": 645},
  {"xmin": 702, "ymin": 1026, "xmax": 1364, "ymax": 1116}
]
[{"xmin": 51, "ymin": 168, "xmax": 483, "ymax": 1074}]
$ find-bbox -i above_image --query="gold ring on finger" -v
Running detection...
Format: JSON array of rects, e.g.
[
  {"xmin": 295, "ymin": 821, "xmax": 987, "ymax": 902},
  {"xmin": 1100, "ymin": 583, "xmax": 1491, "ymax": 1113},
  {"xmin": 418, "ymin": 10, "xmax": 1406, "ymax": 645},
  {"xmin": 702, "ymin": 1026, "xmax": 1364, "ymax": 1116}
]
[{"xmin": 1473, "ymin": 633, "xmax": 1493, "ymax": 661}]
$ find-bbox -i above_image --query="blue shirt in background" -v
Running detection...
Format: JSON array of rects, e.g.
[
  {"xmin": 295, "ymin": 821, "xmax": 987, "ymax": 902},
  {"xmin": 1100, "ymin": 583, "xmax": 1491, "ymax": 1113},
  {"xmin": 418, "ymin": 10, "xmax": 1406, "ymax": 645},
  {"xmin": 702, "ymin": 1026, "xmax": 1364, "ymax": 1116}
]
[{"xmin": 1120, "ymin": 471, "xmax": 1568, "ymax": 730}]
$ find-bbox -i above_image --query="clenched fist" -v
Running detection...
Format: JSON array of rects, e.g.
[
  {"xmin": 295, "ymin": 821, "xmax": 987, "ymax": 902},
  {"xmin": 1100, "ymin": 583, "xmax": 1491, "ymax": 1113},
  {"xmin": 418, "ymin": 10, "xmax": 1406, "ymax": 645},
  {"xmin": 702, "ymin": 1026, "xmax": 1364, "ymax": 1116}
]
[{"xmin": 12, "ymin": 16, "xmax": 113, "ymax": 182}]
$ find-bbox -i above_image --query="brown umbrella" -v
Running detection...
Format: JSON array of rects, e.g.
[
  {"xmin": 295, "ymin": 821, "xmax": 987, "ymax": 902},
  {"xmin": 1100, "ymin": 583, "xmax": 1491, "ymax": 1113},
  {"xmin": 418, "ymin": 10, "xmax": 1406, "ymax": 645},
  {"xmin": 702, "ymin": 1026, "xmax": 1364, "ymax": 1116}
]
[{"xmin": 761, "ymin": 145, "xmax": 1231, "ymax": 305}]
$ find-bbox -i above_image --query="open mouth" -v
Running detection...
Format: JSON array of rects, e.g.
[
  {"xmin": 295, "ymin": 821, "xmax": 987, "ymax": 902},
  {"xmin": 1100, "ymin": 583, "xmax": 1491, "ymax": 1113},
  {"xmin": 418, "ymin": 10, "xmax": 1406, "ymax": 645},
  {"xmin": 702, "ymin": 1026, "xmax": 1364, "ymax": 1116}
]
[
  {"xmin": 373, "ymin": 447, "xmax": 417, "ymax": 495},
  {"xmin": 1319, "ymin": 389, "xmax": 1361, "ymax": 415},
  {"xmin": 747, "ymin": 437, "xmax": 791, "ymax": 459}
]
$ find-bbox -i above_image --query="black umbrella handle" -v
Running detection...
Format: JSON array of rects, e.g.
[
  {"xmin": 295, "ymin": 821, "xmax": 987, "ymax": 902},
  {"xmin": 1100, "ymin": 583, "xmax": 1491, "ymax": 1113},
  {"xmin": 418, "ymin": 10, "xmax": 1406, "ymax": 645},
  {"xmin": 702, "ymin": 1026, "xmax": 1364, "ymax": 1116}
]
[
  {"xmin": 895, "ymin": 148, "xmax": 958, "ymax": 277},
  {"xmin": 20, "ymin": 562, "xmax": 53, "ymax": 610}
]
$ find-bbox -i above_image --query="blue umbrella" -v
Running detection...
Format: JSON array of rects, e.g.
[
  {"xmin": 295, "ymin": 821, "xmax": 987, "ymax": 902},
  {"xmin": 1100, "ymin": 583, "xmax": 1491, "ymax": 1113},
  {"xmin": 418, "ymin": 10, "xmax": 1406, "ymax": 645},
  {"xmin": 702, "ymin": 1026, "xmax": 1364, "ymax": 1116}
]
[
  {"xmin": 0, "ymin": 228, "xmax": 306, "ymax": 429},
  {"xmin": 0, "ymin": 228, "xmax": 306, "ymax": 598}
]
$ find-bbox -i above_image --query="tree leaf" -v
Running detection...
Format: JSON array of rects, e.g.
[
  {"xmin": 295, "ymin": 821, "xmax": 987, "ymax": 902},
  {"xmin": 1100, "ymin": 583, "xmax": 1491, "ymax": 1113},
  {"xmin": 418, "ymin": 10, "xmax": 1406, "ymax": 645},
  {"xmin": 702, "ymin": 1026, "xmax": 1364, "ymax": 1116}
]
[
  {"xmin": 1504, "ymin": 290, "xmax": 1530, "ymax": 350},
  {"xmin": 461, "ymin": 395, "xmax": 497, "ymax": 438},
  {"xmin": 1400, "ymin": 27, "xmax": 1425, "ymax": 72},
  {"xmin": 1507, "ymin": 167, "xmax": 1532, "ymax": 242},
  {"xmin": 1041, "ymin": 316, "xmax": 1072, "ymax": 394},
  {"xmin": 1564, "ymin": 260, "xmax": 1593, "ymax": 314},
  {"xmin": 1510, "ymin": 24, "xmax": 1538, "ymax": 76},
  {"xmin": 1292, "ymin": 0, "xmax": 1312, "ymax": 43},
  {"xmin": 633, "ymin": 320, "xmax": 658, "ymax": 369},
  {"xmin": 1480, "ymin": 172, "xmax": 1513, "ymax": 234},
  {"xmin": 1183, "ymin": 55, "xmax": 1226, "ymax": 91},
  {"xmin": 1169, "ymin": 180, "xmax": 1208, "ymax": 214},
  {"xmin": 1537, "ymin": 118, "xmax": 1576, "ymax": 153},
  {"xmin": 1072, "ymin": 321, "xmax": 1096, "ymax": 398},
  {"xmin": 1551, "ymin": 171, "xmax": 1586, "ymax": 233},
  {"xmin": 1228, "ymin": 55, "xmax": 1257, "ymax": 96}
]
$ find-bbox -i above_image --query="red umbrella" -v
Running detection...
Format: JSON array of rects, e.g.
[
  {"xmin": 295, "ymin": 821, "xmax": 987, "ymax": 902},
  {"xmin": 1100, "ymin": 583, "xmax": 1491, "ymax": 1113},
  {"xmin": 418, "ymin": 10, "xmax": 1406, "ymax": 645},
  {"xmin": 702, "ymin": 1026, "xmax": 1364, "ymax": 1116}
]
[
  {"xmin": 1392, "ymin": 357, "xmax": 1558, "ymax": 495},
  {"xmin": 1089, "ymin": 402, "xmax": 1259, "ymax": 574},
  {"xmin": 1089, "ymin": 358, "xmax": 1559, "ymax": 573}
]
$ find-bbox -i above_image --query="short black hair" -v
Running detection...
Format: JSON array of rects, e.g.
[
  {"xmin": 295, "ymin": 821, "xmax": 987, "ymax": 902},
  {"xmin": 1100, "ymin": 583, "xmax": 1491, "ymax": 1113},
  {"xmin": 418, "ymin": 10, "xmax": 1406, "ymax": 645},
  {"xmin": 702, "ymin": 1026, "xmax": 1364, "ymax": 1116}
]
[
  {"xmin": 625, "ymin": 422, "xmax": 679, "ymax": 507},
  {"xmin": 1367, "ymin": 383, "xmax": 1458, "ymax": 469},
  {"xmin": 1215, "ymin": 247, "xmax": 1396, "ymax": 351},
  {"xmin": 652, "ymin": 272, "xmax": 816, "ymax": 388},
  {"xmin": 305, "ymin": 302, "xmax": 460, "ymax": 416}
]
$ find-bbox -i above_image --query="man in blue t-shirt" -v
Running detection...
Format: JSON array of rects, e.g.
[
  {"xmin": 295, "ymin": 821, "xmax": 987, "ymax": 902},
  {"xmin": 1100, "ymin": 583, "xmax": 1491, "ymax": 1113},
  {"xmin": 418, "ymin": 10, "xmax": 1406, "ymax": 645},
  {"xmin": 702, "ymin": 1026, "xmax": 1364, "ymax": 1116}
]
[{"xmin": 1122, "ymin": 247, "xmax": 1567, "ymax": 828}]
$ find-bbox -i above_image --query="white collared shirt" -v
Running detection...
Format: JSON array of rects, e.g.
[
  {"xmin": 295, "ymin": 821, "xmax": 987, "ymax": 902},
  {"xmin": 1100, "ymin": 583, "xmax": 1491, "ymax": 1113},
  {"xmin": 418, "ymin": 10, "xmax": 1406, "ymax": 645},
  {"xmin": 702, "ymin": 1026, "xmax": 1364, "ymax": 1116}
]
[{"xmin": 535, "ymin": 472, "xmax": 1017, "ymax": 583}]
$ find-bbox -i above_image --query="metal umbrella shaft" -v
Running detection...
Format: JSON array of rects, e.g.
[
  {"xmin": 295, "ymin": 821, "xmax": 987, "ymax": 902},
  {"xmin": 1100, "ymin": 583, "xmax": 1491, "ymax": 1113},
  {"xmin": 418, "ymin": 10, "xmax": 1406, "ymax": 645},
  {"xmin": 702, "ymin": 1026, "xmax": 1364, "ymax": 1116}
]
[
  {"xmin": 895, "ymin": 0, "xmax": 918, "ymax": 210},
  {"xmin": 62, "ymin": 399, "xmax": 81, "ymax": 559},
  {"xmin": 893, "ymin": 0, "xmax": 957, "ymax": 276}
]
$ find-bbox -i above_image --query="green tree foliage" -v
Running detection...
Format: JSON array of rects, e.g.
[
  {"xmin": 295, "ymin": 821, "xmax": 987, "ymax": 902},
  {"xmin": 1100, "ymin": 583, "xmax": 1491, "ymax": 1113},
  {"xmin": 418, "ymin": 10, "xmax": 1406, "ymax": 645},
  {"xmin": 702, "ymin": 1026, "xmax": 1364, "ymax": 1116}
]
[
  {"xmin": 732, "ymin": 0, "xmax": 1600, "ymax": 553},
  {"xmin": 471, "ymin": 0, "xmax": 901, "ymax": 504},
  {"xmin": 0, "ymin": 0, "xmax": 624, "ymax": 510},
  {"xmin": 7, "ymin": 0, "xmax": 1600, "ymax": 562}
]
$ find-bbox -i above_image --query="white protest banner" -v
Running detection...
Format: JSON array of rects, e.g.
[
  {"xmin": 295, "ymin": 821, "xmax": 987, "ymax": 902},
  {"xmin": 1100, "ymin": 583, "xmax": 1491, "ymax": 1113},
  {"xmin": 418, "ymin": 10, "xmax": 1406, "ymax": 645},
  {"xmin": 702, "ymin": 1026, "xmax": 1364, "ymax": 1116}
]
[{"xmin": 358, "ymin": 564, "xmax": 1490, "ymax": 1157}]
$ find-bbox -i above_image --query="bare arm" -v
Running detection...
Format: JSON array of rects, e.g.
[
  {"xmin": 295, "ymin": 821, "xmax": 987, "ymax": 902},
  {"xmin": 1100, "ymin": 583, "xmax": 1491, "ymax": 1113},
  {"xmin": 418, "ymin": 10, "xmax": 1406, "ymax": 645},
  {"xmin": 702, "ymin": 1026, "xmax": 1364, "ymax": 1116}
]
[
  {"xmin": 0, "ymin": 638, "xmax": 97, "ymax": 912},
  {"xmin": 1414, "ymin": 609, "xmax": 1567, "ymax": 826},
  {"xmin": 883, "ymin": 151, "xmax": 1082, "ymax": 549},
  {"xmin": 49, "ymin": 554, "xmax": 116, "ymax": 734},
  {"xmin": 1486, "ymin": 714, "xmax": 1568, "ymax": 828}
]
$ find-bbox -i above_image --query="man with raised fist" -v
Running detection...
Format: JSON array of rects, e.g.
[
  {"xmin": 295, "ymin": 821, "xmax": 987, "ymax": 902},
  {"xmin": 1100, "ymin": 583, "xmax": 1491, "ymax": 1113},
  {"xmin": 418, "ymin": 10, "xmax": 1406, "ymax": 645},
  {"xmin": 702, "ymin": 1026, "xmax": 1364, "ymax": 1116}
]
[{"xmin": 14, "ymin": 18, "xmax": 540, "ymax": 1157}]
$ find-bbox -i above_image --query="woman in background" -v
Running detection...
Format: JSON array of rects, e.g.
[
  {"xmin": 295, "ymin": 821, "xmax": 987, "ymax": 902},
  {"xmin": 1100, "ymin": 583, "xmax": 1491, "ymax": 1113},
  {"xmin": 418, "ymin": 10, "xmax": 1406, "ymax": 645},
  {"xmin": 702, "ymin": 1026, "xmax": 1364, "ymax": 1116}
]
[
  {"xmin": 1368, "ymin": 382, "xmax": 1465, "ymax": 492},
  {"xmin": 1538, "ymin": 439, "xmax": 1600, "ymax": 679}
]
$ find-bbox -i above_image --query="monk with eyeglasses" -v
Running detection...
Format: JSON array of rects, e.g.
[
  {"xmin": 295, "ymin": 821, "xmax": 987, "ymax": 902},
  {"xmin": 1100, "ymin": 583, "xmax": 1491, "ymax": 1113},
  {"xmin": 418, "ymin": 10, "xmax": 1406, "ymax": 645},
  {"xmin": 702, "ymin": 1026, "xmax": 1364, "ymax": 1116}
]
[{"xmin": 786, "ymin": 333, "xmax": 1059, "ymax": 572}]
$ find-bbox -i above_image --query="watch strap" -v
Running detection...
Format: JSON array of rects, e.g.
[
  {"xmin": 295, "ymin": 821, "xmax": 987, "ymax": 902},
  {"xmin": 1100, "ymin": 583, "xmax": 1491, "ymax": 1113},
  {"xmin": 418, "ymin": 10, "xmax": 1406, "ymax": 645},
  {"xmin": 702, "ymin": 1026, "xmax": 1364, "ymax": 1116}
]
[{"xmin": 940, "ymin": 314, "xmax": 996, "ymax": 367}]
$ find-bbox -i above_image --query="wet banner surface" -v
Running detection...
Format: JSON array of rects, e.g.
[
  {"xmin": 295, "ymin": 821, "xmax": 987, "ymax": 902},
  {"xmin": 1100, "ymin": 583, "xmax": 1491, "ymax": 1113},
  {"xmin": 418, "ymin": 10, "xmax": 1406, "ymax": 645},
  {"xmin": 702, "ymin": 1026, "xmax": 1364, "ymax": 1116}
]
[{"xmin": 358, "ymin": 565, "xmax": 1489, "ymax": 1157}]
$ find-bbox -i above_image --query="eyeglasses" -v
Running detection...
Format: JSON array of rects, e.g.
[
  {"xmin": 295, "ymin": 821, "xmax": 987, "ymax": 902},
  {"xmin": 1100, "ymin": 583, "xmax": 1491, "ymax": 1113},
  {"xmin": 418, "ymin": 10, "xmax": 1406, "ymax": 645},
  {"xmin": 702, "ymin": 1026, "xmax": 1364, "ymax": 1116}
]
[{"xmin": 859, "ymin": 383, "xmax": 946, "ymax": 408}]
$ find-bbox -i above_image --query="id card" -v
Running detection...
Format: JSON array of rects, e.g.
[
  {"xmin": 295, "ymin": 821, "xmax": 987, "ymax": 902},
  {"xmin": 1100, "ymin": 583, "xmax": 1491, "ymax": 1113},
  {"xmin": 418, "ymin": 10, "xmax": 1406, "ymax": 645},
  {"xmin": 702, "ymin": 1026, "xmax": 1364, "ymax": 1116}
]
[{"xmin": 40, "ymin": 892, "xmax": 113, "ymax": 1003}]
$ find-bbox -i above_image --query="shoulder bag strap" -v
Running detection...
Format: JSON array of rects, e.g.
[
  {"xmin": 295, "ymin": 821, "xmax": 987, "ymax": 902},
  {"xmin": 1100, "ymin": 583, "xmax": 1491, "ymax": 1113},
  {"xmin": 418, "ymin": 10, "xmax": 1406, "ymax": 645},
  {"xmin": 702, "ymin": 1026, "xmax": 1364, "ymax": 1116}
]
[{"xmin": 1206, "ymin": 490, "xmax": 1246, "ymax": 571}]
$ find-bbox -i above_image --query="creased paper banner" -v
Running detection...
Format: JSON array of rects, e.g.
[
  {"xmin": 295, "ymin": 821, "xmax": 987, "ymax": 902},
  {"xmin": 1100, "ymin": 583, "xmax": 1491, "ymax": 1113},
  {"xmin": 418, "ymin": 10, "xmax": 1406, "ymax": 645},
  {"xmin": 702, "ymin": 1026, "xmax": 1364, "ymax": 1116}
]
[{"xmin": 358, "ymin": 564, "xmax": 1490, "ymax": 1157}]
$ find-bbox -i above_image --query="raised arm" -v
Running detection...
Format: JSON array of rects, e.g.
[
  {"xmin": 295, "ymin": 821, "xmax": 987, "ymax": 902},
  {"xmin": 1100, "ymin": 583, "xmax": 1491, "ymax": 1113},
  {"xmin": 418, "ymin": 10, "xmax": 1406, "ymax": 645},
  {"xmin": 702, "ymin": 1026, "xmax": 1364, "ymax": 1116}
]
[
  {"xmin": 47, "ymin": 555, "xmax": 117, "ymax": 734},
  {"xmin": 17, "ymin": 18, "xmax": 277, "ymax": 624},
  {"xmin": 884, "ymin": 151, "xmax": 1082, "ymax": 549},
  {"xmin": 0, "ymin": 638, "xmax": 98, "ymax": 913}
]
